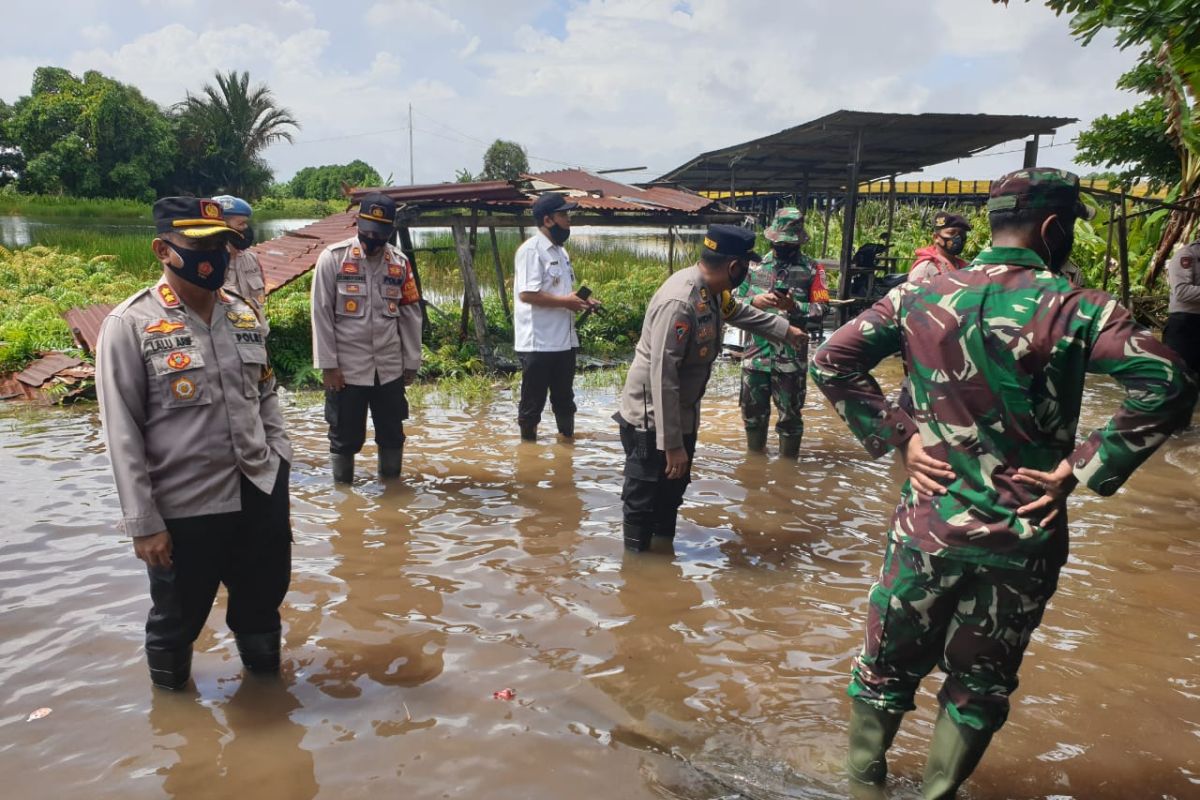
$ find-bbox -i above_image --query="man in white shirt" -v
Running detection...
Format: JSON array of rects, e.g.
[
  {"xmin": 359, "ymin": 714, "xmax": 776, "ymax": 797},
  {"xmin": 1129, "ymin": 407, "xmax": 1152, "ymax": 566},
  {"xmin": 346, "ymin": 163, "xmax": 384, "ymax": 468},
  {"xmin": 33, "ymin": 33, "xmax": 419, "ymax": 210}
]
[{"xmin": 513, "ymin": 193, "xmax": 599, "ymax": 441}]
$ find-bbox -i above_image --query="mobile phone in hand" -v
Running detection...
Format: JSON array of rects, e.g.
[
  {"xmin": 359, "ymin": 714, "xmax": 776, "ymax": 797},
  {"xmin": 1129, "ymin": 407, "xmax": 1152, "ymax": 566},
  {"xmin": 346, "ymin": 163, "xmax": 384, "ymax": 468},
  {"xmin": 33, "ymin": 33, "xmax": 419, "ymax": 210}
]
[{"xmin": 577, "ymin": 285, "xmax": 592, "ymax": 301}]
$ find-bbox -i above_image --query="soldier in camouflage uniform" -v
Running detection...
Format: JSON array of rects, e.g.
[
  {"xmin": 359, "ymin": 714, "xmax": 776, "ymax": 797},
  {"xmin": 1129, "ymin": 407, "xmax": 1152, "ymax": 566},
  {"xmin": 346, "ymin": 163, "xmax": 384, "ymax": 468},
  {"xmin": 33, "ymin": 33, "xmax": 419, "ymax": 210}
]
[
  {"xmin": 811, "ymin": 168, "xmax": 1196, "ymax": 799},
  {"xmin": 735, "ymin": 208, "xmax": 829, "ymax": 456}
]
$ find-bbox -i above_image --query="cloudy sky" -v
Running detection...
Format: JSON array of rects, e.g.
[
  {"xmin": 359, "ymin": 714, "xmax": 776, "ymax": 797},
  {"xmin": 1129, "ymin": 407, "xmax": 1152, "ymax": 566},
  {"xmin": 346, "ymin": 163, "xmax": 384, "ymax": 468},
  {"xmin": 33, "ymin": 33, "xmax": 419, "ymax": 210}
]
[{"xmin": 0, "ymin": 0, "xmax": 1141, "ymax": 187}]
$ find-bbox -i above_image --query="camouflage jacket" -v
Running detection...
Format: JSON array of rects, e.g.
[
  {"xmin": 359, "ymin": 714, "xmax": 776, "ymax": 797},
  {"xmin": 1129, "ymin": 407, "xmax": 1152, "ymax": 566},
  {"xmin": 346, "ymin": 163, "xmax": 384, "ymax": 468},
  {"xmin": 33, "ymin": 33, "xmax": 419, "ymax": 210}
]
[
  {"xmin": 735, "ymin": 252, "xmax": 829, "ymax": 372},
  {"xmin": 811, "ymin": 245, "xmax": 1197, "ymax": 568}
]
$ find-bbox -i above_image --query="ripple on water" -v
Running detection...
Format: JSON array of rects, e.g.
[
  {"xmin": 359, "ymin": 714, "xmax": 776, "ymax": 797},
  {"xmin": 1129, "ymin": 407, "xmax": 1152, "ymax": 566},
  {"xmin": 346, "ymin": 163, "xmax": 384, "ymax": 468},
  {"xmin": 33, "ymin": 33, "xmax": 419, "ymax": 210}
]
[{"xmin": 0, "ymin": 367, "xmax": 1197, "ymax": 798}]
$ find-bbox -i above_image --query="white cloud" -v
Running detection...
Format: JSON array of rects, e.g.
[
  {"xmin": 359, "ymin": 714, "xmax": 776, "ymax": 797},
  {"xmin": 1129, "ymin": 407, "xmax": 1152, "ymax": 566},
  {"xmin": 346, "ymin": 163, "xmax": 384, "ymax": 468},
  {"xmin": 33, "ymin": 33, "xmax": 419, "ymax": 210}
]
[
  {"xmin": 366, "ymin": 0, "xmax": 465, "ymax": 35},
  {"xmin": 80, "ymin": 24, "xmax": 113, "ymax": 45},
  {"xmin": 0, "ymin": 0, "xmax": 1146, "ymax": 184},
  {"xmin": 458, "ymin": 35, "xmax": 480, "ymax": 59}
]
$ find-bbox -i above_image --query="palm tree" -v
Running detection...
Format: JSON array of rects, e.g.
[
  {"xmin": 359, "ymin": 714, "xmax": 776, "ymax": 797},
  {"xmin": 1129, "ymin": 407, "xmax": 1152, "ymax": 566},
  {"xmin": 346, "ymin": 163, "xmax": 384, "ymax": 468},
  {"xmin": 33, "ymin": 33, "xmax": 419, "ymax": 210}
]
[{"xmin": 177, "ymin": 70, "xmax": 299, "ymax": 197}]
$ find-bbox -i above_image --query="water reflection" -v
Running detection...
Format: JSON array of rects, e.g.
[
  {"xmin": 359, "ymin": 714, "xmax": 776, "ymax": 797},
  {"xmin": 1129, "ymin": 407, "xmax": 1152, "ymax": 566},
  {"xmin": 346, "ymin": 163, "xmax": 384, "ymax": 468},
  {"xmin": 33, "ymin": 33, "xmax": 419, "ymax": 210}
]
[
  {"xmin": 149, "ymin": 677, "xmax": 318, "ymax": 800},
  {"xmin": 0, "ymin": 368, "xmax": 1196, "ymax": 798}
]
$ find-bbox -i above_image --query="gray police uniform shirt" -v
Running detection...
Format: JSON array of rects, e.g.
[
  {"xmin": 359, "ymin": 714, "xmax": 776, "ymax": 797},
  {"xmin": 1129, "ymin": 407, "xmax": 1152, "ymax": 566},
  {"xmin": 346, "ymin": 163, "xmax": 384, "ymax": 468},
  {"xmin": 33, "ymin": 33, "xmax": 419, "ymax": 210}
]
[
  {"xmin": 310, "ymin": 236, "xmax": 423, "ymax": 386},
  {"xmin": 223, "ymin": 249, "xmax": 266, "ymax": 309},
  {"xmin": 618, "ymin": 265, "xmax": 791, "ymax": 451},
  {"xmin": 1168, "ymin": 241, "xmax": 1200, "ymax": 315},
  {"xmin": 96, "ymin": 279, "xmax": 293, "ymax": 538}
]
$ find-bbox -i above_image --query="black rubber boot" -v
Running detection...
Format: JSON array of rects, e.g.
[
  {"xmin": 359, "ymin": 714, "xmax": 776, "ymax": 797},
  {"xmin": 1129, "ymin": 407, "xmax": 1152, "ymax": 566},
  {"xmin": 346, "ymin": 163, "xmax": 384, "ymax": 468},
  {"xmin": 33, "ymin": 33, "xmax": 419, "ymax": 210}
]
[
  {"xmin": 519, "ymin": 422, "xmax": 537, "ymax": 442},
  {"xmin": 331, "ymin": 453, "xmax": 354, "ymax": 484},
  {"xmin": 745, "ymin": 427, "xmax": 768, "ymax": 452},
  {"xmin": 378, "ymin": 446, "xmax": 403, "ymax": 479},
  {"xmin": 779, "ymin": 434, "xmax": 801, "ymax": 458},
  {"xmin": 847, "ymin": 698, "xmax": 905, "ymax": 785},
  {"xmin": 653, "ymin": 509, "xmax": 678, "ymax": 541},
  {"xmin": 235, "ymin": 630, "xmax": 282, "ymax": 674},
  {"xmin": 921, "ymin": 706, "xmax": 994, "ymax": 799},
  {"xmin": 147, "ymin": 647, "xmax": 193, "ymax": 691},
  {"xmin": 623, "ymin": 521, "xmax": 654, "ymax": 552},
  {"xmin": 555, "ymin": 413, "xmax": 575, "ymax": 438}
]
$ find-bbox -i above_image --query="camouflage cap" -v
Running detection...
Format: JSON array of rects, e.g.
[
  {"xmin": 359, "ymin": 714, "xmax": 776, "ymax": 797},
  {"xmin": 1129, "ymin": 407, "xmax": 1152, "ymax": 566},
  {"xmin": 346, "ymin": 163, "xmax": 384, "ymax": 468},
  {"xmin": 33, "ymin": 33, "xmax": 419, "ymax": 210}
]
[
  {"xmin": 764, "ymin": 207, "xmax": 807, "ymax": 243},
  {"xmin": 987, "ymin": 167, "xmax": 1095, "ymax": 220}
]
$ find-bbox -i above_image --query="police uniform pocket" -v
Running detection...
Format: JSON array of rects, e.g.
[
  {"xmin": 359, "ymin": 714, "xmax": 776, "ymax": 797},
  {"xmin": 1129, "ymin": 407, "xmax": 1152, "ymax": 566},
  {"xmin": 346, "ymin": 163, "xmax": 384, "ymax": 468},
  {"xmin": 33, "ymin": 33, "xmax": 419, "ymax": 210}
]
[
  {"xmin": 379, "ymin": 282, "xmax": 402, "ymax": 317},
  {"xmin": 236, "ymin": 342, "xmax": 269, "ymax": 397},
  {"xmin": 335, "ymin": 283, "xmax": 367, "ymax": 317},
  {"xmin": 149, "ymin": 348, "xmax": 210, "ymax": 409},
  {"xmin": 246, "ymin": 270, "xmax": 266, "ymax": 303}
]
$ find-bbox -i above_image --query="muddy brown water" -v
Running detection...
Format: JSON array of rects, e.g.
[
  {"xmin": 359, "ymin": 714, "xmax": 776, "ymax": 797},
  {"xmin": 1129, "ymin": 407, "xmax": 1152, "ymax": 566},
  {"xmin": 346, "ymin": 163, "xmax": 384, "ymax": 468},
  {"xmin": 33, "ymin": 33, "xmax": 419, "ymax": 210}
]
[{"xmin": 1, "ymin": 362, "xmax": 1197, "ymax": 799}]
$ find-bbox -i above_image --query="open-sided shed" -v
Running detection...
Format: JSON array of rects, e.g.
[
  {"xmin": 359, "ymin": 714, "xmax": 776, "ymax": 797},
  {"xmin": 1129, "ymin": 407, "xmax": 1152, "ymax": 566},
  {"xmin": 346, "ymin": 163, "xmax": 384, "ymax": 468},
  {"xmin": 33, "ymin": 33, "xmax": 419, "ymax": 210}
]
[{"xmin": 655, "ymin": 109, "xmax": 1076, "ymax": 319}]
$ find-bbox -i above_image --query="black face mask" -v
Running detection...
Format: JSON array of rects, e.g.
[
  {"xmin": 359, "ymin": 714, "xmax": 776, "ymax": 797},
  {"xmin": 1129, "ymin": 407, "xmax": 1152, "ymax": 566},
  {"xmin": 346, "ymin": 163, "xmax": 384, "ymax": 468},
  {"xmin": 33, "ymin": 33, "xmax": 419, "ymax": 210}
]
[
  {"xmin": 359, "ymin": 234, "xmax": 387, "ymax": 256},
  {"xmin": 231, "ymin": 225, "xmax": 255, "ymax": 251},
  {"xmin": 1044, "ymin": 217, "xmax": 1074, "ymax": 270},
  {"xmin": 546, "ymin": 222, "xmax": 570, "ymax": 246},
  {"xmin": 729, "ymin": 259, "xmax": 750, "ymax": 289},
  {"xmin": 940, "ymin": 233, "xmax": 965, "ymax": 256},
  {"xmin": 165, "ymin": 241, "xmax": 229, "ymax": 290},
  {"xmin": 773, "ymin": 245, "xmax": 800, "ymax": 263}
]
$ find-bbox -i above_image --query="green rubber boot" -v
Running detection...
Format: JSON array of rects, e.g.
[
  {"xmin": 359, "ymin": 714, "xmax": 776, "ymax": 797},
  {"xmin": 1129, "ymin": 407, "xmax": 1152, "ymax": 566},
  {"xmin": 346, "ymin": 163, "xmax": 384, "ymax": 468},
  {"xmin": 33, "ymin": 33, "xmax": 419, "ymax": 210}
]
[
  {"xmin": 847, "ymin": 699, "xmax": 905, "ymax": 785},
  {"xmin": 778, "ymin": 433, "xmax": 801, "ymax": 458},
  {"xmin": 745, "ymin": 427, "xmax": 768, "ymax": 453},
  {"xmin": 921, "ymin": 707, "xmax": 994, "ymax": 799}
]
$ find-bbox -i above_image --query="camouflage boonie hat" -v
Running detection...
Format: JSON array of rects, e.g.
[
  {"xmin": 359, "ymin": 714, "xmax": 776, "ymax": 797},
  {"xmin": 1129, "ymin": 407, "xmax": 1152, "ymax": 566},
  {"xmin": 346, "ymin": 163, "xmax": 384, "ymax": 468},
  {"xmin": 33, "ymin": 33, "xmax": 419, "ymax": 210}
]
[
  {"xmin": 987, "ymin": 167, "xmax": 1094, "ymax": 219},
  {"xmin": 765, "ymin": 207, "xmax": 807, "ymax": 243}
]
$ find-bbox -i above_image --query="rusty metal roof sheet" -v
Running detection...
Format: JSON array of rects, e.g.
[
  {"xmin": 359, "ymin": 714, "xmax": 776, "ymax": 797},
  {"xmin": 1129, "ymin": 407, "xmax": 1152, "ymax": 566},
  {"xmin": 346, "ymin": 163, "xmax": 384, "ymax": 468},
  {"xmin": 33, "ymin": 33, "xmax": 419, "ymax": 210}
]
[
  {"xmin": 350, "ymin": 181, "xmax": 528, "ymax": 205},
  {"xmin": 64, "ymin": 304, "xmax": 115, "ymax": 355},
  {"xmin": 345, "ymin": 171, "xmax": 719, "ymax": 216},
  {"xmin": 526, "ymin": 169, "xmax": 719, "ymax": 214},
  {"xmin": 252, "ymin": 211, "xmax": 359, "ymax": 293},
  {"xmin": 16, "ymin": 353, "xmax": 84, "ymax": 387}
]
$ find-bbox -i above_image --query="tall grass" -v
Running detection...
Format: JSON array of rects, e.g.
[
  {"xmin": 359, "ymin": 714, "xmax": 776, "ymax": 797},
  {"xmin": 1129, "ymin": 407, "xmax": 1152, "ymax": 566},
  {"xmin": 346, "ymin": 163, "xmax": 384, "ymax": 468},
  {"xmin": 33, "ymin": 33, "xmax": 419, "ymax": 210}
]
[{"xmin": 0, "ymin": 193, "xmax": 344, "ymax": 221}]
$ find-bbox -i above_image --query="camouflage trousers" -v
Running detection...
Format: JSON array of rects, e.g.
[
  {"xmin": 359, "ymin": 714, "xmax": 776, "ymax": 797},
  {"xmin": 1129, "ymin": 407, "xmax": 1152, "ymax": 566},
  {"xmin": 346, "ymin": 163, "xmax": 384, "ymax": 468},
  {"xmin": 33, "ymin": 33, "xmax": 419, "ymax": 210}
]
[
  {"xmin": 848, "ymin": 540, "xmax": 1060, "ymax": 732},
  {"xmin": 739, "ymin": 367, "xmax": 806, "ymax": 436}
]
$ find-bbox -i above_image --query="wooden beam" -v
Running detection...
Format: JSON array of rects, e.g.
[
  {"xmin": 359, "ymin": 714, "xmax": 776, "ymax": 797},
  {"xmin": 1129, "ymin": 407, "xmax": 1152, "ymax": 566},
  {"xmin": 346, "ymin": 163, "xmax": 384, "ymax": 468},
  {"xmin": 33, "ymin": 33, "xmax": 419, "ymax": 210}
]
[
  {"xmin": 451, "ymin": 220, "xmax": 496, "ymax": 370},
  {"xmin": 397, "ymin": 212, "xmax": 743, "ymax": 229}
]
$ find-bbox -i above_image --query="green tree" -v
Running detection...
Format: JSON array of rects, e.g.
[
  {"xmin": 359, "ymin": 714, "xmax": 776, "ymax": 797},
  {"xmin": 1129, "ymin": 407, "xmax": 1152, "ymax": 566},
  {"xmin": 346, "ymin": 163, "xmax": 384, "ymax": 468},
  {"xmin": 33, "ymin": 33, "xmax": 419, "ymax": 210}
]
[
  {"xmin": 996, "ymin": 0, "xmax": 1200, "ymax": 287},
  {"xmin": 1075, "ymin": 61, "xmax": 1182, "ymax": 191},
  {"xmin": 480, "ymin": 139, "xmax": 529, "ymax": 181},
  {"xmin": 289, "ymin": 159, "xmax": 382, "ymax": 200},
  {"xmin": 4, "ymin": 67, "xmax": 176, "ymax": 200},
  {"xmin": 454, "ymin": 167, "xmax": 476, "ymax": 183},
  {"xmin": 175, "ymin": 70, "xmax": 299, "ymax": 198}
]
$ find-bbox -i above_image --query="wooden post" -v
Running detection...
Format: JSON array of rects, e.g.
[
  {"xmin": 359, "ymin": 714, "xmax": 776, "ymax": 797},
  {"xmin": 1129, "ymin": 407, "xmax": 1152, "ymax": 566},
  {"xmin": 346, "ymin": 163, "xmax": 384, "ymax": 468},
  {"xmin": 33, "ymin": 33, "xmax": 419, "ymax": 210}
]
[
  {"xmin": 1118, "ymin": 190, "xmax": 1131, "ymax": 309},
  {"xmin": 459, "ymin": 211, "xmax": 482, "ymax": 342},
  {"xmin": 1101, "ymin": 202, "xmax": 1116, "ymax": 293},
  {"xmin": 667, "ymin": 225, "xmax": 676, "ymax": 275},
  {"xmin": 451, "ymin": 219, "xmax": 495, "ymax": 370},
  {"xmin": 821, "ymin": 198, "xmax": 833, "ymax": 258},
  {"xmin": 489, "ymin": 225, "xmax": 510, "ymax": 322},
  {"xmin": 837, "ymin": 128, "xmax": 865, "ymax": 324},
  {"xmin": 885, "ymin": 174, "xmax": 897, "ymax": 251}
]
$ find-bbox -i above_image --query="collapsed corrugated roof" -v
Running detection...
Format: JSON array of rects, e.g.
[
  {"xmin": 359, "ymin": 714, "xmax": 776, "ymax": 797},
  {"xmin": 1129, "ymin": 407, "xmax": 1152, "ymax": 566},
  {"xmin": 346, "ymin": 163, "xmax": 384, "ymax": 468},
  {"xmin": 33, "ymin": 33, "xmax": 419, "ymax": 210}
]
[
  {"xmin": 348, "ymin": 170, "xmax": 722, "ymax": 215},
  {"xmin": 656, "ymin": 110, "xmax": 1077, "ymax": 194}
]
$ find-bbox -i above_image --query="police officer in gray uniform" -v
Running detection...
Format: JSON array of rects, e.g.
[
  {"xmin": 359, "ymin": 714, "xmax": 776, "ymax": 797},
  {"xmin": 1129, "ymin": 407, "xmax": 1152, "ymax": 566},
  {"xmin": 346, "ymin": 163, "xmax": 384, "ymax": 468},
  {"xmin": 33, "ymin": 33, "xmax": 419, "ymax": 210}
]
[
  {"xmin": 214, "ymin": 195, "xmax": 267, "ymax": 310},
  {"xmin": 310, "ymin": 193, "xmax": 423, "ymax": 483},
  {"xmin": 615, "ymin": 224, "xmax": 808, "ymax": 552},
  {"xmin": 97, "ymin": 197, "xmax": 293, "ymax": 690}
]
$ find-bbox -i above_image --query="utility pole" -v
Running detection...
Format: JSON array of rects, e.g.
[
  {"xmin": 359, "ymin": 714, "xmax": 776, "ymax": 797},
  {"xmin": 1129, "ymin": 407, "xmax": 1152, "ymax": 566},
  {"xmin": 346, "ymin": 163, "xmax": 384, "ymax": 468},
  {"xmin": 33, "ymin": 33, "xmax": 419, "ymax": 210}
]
[{"xmin": 409, "ymin": 103, "xmax": 415, "ymax": 185}]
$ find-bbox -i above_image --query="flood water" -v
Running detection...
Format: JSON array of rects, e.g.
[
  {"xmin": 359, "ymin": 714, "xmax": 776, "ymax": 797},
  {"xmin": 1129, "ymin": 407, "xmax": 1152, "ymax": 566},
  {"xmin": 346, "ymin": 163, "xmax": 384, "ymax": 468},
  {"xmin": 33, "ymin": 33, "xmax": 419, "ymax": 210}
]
[{"xmin": 1, "ymin": 361, "xmax": 1197, "ymax": 799}]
